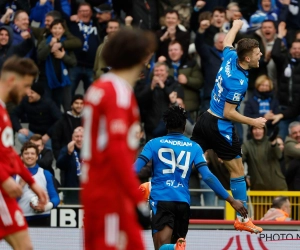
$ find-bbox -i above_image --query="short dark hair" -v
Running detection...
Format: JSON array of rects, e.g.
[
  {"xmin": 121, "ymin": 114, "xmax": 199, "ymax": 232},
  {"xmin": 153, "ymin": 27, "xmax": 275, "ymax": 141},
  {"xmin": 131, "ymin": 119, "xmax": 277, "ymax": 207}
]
[
  {"xmin": 21, "ymin": 141, "xmax": 39, "ymax": 156},
  {"xmin": 165, "ymin": 10, "xmax": 180, "ymax": 19},
  {"xmin": 272, "ymin": 196, "xmax": 289, "ymax": 209},
  {"xmin": 236, "ymin": 38, "xmax": 259, "ymax": 62},
  {"xmin": 46, "ymin": 10, "xmax": 62, "ymax": 20},
  {"xmin": 108, "ymin": 18, "xmax": 120, "ymax": 26},
  {"xmin": 212, "ymin": 6, "xmax": 226, "ymax": 15},
  {"xmin": 78, "ymin": 2, "xmax": 92, "ymax": 11},
  {"xmin": 168, "ymin": 40, "xmax": 183, "ymax": 50},
  {"xmin": 103, "ymin": 28, "xmax": 156, "ymax": 70},
  {"xmin": 163, "ymin": 106, "xmax": 187, "ymax": 131},
  {"xmin": 50, "ymin": 19, "xmax": 66, "ymax": 30},
  {"xmin": 29, "ymin": 134, "xmax": 43, "ymax": 142},
  {"xmin": 261, "ymin": 20, "xmax": 277, "ymax": 29},
  {"xmin": 1, "ymin": 56, "xmax": 38, "ymax": 78}
]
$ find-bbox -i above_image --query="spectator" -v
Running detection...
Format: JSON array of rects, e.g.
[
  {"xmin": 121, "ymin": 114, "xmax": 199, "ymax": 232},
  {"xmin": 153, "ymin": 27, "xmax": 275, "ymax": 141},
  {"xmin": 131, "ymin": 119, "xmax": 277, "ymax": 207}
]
[
  {"xmin": 0, "ymin": 0, "xmax": 30, "ymax": 18},
  {"xmin": 17, "ymin": 142, "xmax": 60, "ymax": 227},
  {"xmin": 37, "ymin": 19, "xmax": 77, "ymax": 112},
  {"xmin": 261, "ymin": 196, "xmax": 291, "ymax": 221},
  {"xmin": 242, "ymin": 126, "xmax": 287, "ymax": 190},
  {"xmin": 93, "ymin": 3, "xmax": 113, "ymax": 41},
  {"xmin": 31, "ymin": 10, "xmax": 82, "ymax": 49},
  {"xmin": 156, "ymin": 10, "xmax": 190, "ymax": 60},
  {"xmin": 224, "ymin": 2, "xmax": 249, "ymax": 33},
  {"xmin": 284, "ymin": 0, "xmax": 300, "ymax": 47},
  {"xmin": 271, "ymin": 22, "xmax": 300, "ymax": 139},
  {"xmin": 158, "ymin": 40, "xmax": 203, "ymax": 118},
  {"xmin": 244, "ymin": 75, "xmax": 280, "ymax": 137},
  {"xmin": 93, "ymin": 19, "xmax": 120, "ymax": 80},
  {"xmin": 29, "ymin": 134, "xmax": 54, "ymax": 176},
  {"xmin": 249, "ymin": 0, "xmax": 287, "ymax": 29},
  {"xmin": 135, "ymin": 62, "xmax": 181, "ymax": 140},
  {"xmin": 0, "ymin": 25, "xmax": 35, "ymax": 69},
  {"xmin": 0, "ymin": 9, "xmax": 35, "ymax": 59},
  {"xmin": 67, "ymin": 2, "xmax": 101, "ymax": 95},
  {"xmin": 52, "ymin": 94, "xmax": 83, "ymax": 160},
  {"xmin": 284, "ymin": 121, "xmax": 300, "ymax": 190},
  {"xmin": 195, "ymin": 21, "xmax": 225, "ymax": 111},
  {"xmin": 30, "ymin": 0, "xmax": 53, "ymax": 28},
  {"xmin": 201, "ymin": 6, "xmax": 227, "ymax": 47},
  {"xmin": 56, "ymin": 126, "xmax": 84, "ymax": 204},
  {"xmin": 10, "ymin": 81, "xmax": 62, "ymax": 149}
]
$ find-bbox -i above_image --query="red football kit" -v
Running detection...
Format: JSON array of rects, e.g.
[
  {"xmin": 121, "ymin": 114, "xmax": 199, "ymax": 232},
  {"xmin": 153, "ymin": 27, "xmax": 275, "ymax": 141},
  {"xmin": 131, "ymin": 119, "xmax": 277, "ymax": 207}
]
[
  {"xmin": 0, "ymin": 101, "xmax": 35, "ymax": 239},
  {"xmin": 81, "ymin": 73, "xmax": 145, "ymax": 250}
]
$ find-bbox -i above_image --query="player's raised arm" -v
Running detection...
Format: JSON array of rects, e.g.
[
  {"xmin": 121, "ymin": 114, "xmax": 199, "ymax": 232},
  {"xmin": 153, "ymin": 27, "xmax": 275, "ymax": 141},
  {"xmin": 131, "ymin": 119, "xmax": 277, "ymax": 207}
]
[{"xmin": 223, "ymin": 19, "xmax": 244, "ymax": 49}]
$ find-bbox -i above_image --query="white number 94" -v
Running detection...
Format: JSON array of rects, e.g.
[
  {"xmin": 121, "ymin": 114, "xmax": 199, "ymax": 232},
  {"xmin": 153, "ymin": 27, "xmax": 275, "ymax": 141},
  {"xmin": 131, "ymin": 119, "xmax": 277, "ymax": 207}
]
[{"xmin": 158, "ymin": 148, "xmax": 191, "ymax": 178}]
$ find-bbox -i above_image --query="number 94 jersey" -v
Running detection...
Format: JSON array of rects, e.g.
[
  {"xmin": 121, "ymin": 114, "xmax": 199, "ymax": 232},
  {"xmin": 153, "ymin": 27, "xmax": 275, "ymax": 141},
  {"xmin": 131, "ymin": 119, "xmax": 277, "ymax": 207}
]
[
  {"xmin": 210, "ymin": 47, "xmax": 248, "ymax": 118},
  {"xmin": 138, "ymin": 133, "xmax": 207, "ymax": 205}
]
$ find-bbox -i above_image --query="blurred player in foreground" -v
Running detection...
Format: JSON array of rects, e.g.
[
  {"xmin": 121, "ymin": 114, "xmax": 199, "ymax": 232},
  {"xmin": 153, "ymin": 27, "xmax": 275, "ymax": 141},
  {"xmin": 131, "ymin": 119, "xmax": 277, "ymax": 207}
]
[
  {"xmin": 81, "ymin": 28, "xmax": 157, "ymax": 250},
  {"xmin": 0, "ymin": 56, "xmax": 48, "ymax": 250},
  {"xmin": 135, "ymin": 106, "xmax": 247, "ymax": 250},
  {"xmin": 191, "ymin": 20, "xmax": 266, "ymax": 233}
]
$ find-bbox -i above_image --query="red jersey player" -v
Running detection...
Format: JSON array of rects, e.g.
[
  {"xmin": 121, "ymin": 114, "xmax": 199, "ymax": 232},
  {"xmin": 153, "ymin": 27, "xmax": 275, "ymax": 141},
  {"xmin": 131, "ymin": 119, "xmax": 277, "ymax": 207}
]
[
  {"xmin": 0, "ymin": 56, "xmax": 48, "ymax": 250},
  {"xmin": 81, "ymin": 29, "xmax": 156, "ymax": 250}
]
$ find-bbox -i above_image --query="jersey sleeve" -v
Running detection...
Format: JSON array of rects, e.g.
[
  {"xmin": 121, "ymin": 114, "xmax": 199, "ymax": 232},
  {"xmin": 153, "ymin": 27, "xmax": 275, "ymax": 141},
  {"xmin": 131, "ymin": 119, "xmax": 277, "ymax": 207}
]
[
  {"xmin": 0, "ymin": 163, "xmax": 11, "ymax": 184},
  {"xmin": 193, "ymin": 145, "xmax": 207, "ymax": 170},
  {"xmin": 44, "ymin": 170, "xmax": 60, "ymax": 207},
  {"xmin": 225, "ymin": 76, "xmax": 246, "ymax": 105},
  {"xmin": 135, "ymin": 141, "xmax": 153, "ymax": 173},
  {"xmin": 15, "ymin": 156, "xmax": 35, "ymax": 186},
  {"xmin": 223, "ymin": 46, "xmax": 236, "ymax": 61}
]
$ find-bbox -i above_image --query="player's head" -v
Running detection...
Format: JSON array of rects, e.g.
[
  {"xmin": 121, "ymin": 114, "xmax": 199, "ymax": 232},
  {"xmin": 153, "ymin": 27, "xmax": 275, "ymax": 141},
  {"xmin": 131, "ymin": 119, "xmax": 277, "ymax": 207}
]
[
  {"xmin": 102, "ymin": 28, "xmax": 156, "ymax": 71},
  {"xmin": 0, "ymin": 56, "xmax": 38, "ymax": 104},
  {"xmin": 163, "ymin": 106, "xmax": 187, "ymax": 133},
  {"xmin": 236, "ymin": 38, "xmax": 261, "ymax": 69},
  {"xmin": 21, "ymin": 141, "xmax": 39, "ymax": 168},
  {"xmin": 272, "ymin": 196, "xmax": 291, "ymax": 216}
]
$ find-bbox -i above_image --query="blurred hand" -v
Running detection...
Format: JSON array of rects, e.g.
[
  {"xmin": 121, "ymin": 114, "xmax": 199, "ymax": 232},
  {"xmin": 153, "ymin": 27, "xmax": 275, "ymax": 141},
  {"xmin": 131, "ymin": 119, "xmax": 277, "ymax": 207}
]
[
  {"xmin": 232, "ymin": 19, "xmax": 244, "ymax": 30},
  {"xmin": 157, "ymin": 56, "xmax": 167, "ymax": 63},
  {"xmin": 30, "ymin": 183, "xmax": 48, "ymax": 206},
  {"xmin": 272, "ymin": 113, "xmax": 284, "ymax": 124},
  {"xmin": 51, "ymin": 42, "xmax": 62, "ymax": 52},
  {"xmin": 40, "ymin": 0, "xmax": 47, "ymax": 5},
  {"xmin": 264, "ymin": 110, "xmax": 274, "ymax": 120},
  {"xmin": 70, "ymin": 14, "xmax": 79, "ymax": 22},
  {"xmin": 42, "ymin": 134, "xmax": 50, "ymax": 144},
  {"xmin": 67, "ymin": 140, "xmax": 76, "ymax": 154},
  {"xmin": 279, "ymin": 0, "xmax": 291, "ymax": 5},
  {"xmin": 21, "ymin": 31, "xmax": 31, "ymax": 39},
  {"xmin": 160, "ymin": 30, "xmax": 169, "ymax": 41},
  {"xmin": 53, "ymin": 48, "xmax": 65, "ymax": 59},
  {"xmin": 30, "ymin": 201, "xmax": 45, "ymax": 213},
  {"xmin": 233, "ymin": 11, "xmax": 242, "ymax": 20},
  {"xmin": 50, "ymin": 37, "xmax": 57, "ymax": 46},
  {"xmin": 200, "ymin": 20, "xmax": 210, "ymax": 31},
  {"xmin": 169, "ymin": 91, "xmax": 177, "ymax": 104},
  {"xmin": 195, "ymin": 0, "xmax": 206, "ymax": 9},
  {"xmin": 167, "ymin": 26, "xmax": 176, "ymax": 40},
  {"xmin": 227, "ymin": 197, "xmax": 248, "ymax": 218},
  {"xmin": 278, "ymin": 22, "xmax": 287, "ymax": 39},
  {"xmin": 251, "ymin": 117, "xmax": 267, "ymax": 128},
  {"xmin": 18, "ymin": 128, "xmax": 29, "ymax": 136},
  {"xmin": 295, "ymin": 143, "xmax": 300, "ymax": 149},
  {"xmin": 5, "ymin": 8, "xmax": 14, "ymax": 16},
  {"xmin": 125, "ymin": 16, "xmax": 133, "ymax": 26},
  {"xmin": 2, "ymin": 177, "xmax": 22, "ymax": 198},
  {"xmin": 178, "ymin": 74, "xmax": 187, "ymax": 84}
]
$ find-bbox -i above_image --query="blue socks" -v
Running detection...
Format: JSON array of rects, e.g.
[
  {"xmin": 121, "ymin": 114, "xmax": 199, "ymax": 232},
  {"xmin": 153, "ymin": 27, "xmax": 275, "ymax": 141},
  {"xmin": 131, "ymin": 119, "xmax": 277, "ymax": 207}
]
[
  {"xmin": 230, "ymin": 176, "xmax": 247, "ymax": 217},
  {"xmin": 159, "ymin": 244, "xmax": 175, "ymax": 250}
]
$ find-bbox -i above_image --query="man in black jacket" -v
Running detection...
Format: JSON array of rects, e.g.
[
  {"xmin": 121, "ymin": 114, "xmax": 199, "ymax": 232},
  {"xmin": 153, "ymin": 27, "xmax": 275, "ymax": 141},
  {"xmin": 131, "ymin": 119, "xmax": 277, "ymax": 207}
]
[
  {"xmin": 10, "ymin": 81, "xmax": 62, "ymax": 149},
  {"xmin": 52, "ymin": 94, "xmax": 83, "ymax": 160}
]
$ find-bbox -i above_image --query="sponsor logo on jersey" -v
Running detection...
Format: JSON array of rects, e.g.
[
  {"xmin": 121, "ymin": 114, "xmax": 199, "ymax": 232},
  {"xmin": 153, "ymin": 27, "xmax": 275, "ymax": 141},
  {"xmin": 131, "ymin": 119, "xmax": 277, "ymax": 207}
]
[
  {"xmin": 240, "ymin": 79, "xmax": 244, "ymax": 85},
  {"xmin": 85, "ymin": 86, "xmax": 104, "ymax": 105},
  {"xmin": 233, "ymin": 92, "xmax": 242, "ymax": 101},
  {"xmin": 160, "ymin": 139, "xmax": 192, "ymax": 147},
  {"xmin": 110, "ymin": 119, "xmax": 127, "ymax": 134},
  {"xmin": 1, "ymin": 126, "xmax": 13, "ymax": 147},
  {"xmin": 225, "ymin": 58, "xmax": 232, "ymax": 77},
  {"xmin": 127, "ymin": 122, "xmax": 140, "ymax": 150}
]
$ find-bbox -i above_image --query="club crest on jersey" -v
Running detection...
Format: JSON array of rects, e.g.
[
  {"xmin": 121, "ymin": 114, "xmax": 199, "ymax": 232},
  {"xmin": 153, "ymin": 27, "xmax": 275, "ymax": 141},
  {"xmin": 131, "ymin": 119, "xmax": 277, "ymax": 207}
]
[{"xmin": 1, "ymin": 126, "xmax": 13, "ymax": 147}]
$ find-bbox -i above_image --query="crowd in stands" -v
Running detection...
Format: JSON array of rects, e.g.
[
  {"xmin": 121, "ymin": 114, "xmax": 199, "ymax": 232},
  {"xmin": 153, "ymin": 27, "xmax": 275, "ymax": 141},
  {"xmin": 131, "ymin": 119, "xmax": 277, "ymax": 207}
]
[{"xmin": 3, "ymin": 0, "xmax": 300, "ymax": 217}]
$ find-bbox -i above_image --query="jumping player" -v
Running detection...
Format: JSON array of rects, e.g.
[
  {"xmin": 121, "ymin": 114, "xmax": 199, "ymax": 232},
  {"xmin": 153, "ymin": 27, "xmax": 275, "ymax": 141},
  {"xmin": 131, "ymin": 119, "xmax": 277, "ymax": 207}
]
[
  {"xmin": 0, "ymin": 56, "xmax": 48, "ymax": 249},
  {"xmin": 80, "ymin": 28, "xmax": 157, "ymax": 250},
  {"xmin": 191, "ymin": 19, "xmax": 266, "ymax": 233},
  {"xmin": 135, "ymin": 106, "xmax": 248, "ymax": 250}
]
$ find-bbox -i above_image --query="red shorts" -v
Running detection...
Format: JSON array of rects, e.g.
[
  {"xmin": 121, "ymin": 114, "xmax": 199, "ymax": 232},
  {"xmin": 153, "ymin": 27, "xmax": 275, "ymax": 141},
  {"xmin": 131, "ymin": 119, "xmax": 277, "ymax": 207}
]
[
  {"xmin": 83, "ymin": 200, "xmax": 145, "ymax": 250},
  {"xmin": 0, "ymin": 191, "xmax": 28, "ymax": 240}
]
